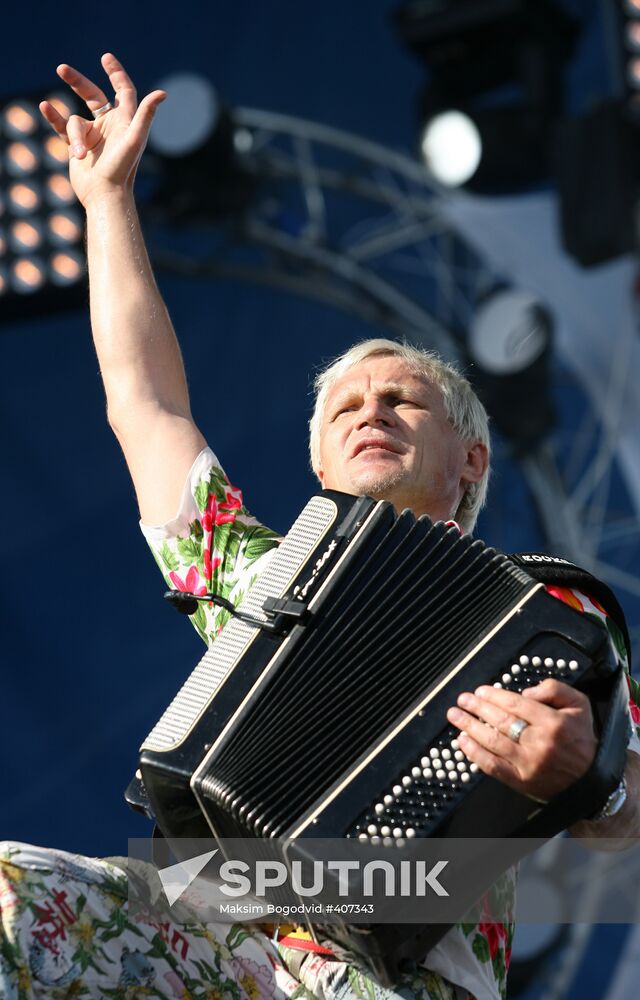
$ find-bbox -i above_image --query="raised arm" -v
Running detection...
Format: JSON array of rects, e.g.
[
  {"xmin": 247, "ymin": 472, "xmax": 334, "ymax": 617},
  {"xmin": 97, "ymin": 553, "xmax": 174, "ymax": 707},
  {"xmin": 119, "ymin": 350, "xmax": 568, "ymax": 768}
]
[{"xmin": 40, "ymin": 53, "xmax": 206, "ymax": 525}]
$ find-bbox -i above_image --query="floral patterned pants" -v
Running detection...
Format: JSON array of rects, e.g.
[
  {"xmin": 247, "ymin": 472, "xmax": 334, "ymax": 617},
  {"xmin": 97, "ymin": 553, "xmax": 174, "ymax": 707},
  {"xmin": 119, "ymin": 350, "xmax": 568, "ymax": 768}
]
[{"xmin": 0, "ymin": 842, "xmax": 474, "ymax": 1000}]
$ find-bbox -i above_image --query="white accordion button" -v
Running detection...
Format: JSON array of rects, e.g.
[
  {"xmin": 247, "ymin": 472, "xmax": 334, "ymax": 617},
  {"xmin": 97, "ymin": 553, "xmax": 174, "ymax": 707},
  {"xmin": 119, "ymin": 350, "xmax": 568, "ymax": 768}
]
[
  {"xmin": 461, "ymin": 772, "xmax": 471, "ymax": 782},
  {"xmin": 422, "ymin": 768, "xmax": 433, "ymax": 779},
  {"xmin": 393, "ymin": 828, "xmax": 403, "ymax": 839},
  {"xmin": 451, "ymin": 739, "xmax": 460, "ymax": 750},
  {"xmin": 569, "ymin": 659, "xmax": 579, "ymax": 671},
  {"xmin": 402, "ymin": 775, "xmax": 412, "ymax": 787},
  {"xmin": 367, "ymin": 824, "xmax": 378, "ymax": 836},
  {"xmin": 412, "ymin": 766, "xmax": 422, "ymax": 778},
  {"xmin": 544, "ymin": 657, "xmax": 554, "ymax": 668},
  {"xmin": 501, "ymin": 673, "xmax": 512, "ymax": 684},
  {"xmin": 374, "ymin": 803, "xmax": 385, "ymax": 815},
  {"xmin": 532, "ymin": 656, "xmax": 542, "ymax": 667},
  {"xmin": 511, "ymin": 664, "xmax": 521, "ymax": 675},
  {"xmin": 441, "ymin": 748, "xmax": 452, "ymax": 760},
  {"xmin": 436, "ymin": 769, "xmax": 446, "ymax": 780},
  {"xmin": 384, "ymin": 794, "xmax": 394, "ymax": 806},
  {"xmin": 392, "ymin": 785, "xmax": 403, "ymax": 797},
  {"xmin": 519, "ymin": 655, "xmax": 529, "ymax": 665},
  {"xmin": 454, "ymin": 750, "xmax": 464, "ymax": 761},
  {"xmin": 445, "ymin": 760, "xmax": 455, "ymax": 771},
  {"xmin": 406, "ymin": 828, "xmax": 416, "ymax": 838},
  {"xmin": 557, "ymin": 659, "xmax": 566, "ymax": 669},
  {"xmin": 380, "ymin": 825, "xmax": 391, "ymax": 837},
  {"xmin": 470, "ymin": 762, "xmax": 479, "ymax": 773}
]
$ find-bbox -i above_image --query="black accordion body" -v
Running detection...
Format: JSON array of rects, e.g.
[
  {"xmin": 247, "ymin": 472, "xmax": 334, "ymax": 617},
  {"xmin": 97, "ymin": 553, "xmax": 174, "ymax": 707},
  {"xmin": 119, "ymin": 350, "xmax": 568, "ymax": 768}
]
[{"xmin": 133, "ymin": 491, "xmax": 628, "ymax": 980}]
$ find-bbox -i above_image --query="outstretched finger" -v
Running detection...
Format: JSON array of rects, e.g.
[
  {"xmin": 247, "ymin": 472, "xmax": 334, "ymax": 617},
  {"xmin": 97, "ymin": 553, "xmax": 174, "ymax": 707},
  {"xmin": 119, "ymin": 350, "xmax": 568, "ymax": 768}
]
[
  {"xmin": 57, "ymin": 63, "xmax": 110, "ymax": 116},
  {"xmin": 101, "ymin": 52, "xmax": 137, "ymax": 116},
  {"xmin": 39, "ymin": 100, "xmax": 70, "ymax": 141},
  {"xmin": 125, "ymin": 90, "xmax": 167, "ymax": 150}
]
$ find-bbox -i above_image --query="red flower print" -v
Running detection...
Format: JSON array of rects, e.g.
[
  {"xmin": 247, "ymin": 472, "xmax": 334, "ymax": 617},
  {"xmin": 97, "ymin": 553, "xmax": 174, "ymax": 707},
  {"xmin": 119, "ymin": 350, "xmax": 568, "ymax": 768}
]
[
  {"xmin": 626, "ymin": 676, "xmax": 640, "ymax": 724},
  {"xmin": 478, "ymin": 921, "xmax": 507, "ymax": 961},
  {"xmin": 169, "ymin": 566, "xmax": 207, "ymax": 596},
  {"xmin": 223, "ymin": 491, "xmax": 242, "ymax": 510},
  {"xmin": 202, "ymin": 494, "xmax": 218, "ymax": 533},
  {"xmin": 203, "ymin": 550, "xmax": 222, "ymax": 581}
]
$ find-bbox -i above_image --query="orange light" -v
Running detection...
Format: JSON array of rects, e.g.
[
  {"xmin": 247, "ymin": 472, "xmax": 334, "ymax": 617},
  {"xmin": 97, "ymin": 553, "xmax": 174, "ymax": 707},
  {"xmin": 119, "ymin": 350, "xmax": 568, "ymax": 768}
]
[
  {"xmin": 0, "ymin": 270, "xmax": 6, "ymax": 294},
  {"xmin": 48, "ymin": 212, "xmax": 82, "ymax": 244},
  {"xmin": 629, "ymin": 58, "xmax": 640, "ymax": 87},
  {"xmin": 46, "ymin": 94, "xmax": 73, "ymax": 118},
  {"xmin": 0, "ymin": 230, "xmax": 5, "ymax": 255},
  {"xmin": 3, "ymin": 102, "xmax": 37, "ymax": 136},
  {"xmin": 11, "ymin": 220, "xmax": 42, "ymax": 250},
  {"xmin": 627, "ymin": 22, "xmax": 640, "ymax": 51},
  {"xmin": 8, "ymin": 182, "xmax": 40, "ymax": 213},
  {"xmin": 44, "ymin": 135, "xmax": 69, "ymax": 166},
  {"xmin": 50, "ymin": 251, "xmax": 83, "ymax": 284},
  {"xmin": 12, "ymin": 257, "xmax": 45, "ymax": 292},
  {"xmin": 6, "ymin": 141, "xmax": 39, "ymax": 175},
  {"xmin": 46, "ymin": 174, "xmax": 75, "ymax": 205}
]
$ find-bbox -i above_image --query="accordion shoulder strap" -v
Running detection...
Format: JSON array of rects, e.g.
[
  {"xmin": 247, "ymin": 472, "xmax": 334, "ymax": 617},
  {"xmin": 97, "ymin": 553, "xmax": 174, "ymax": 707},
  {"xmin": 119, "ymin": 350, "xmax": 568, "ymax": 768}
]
[{"xmin": 509, "ymin": 551, "xmax": 631, "ymax": 668}]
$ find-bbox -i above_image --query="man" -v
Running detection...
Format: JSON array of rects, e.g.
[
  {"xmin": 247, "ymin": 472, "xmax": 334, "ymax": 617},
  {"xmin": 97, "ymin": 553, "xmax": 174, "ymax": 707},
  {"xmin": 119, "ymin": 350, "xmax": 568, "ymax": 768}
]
[{"xmin": 0, "ymin": 54, "xmax": 638, "ymax": 1000}]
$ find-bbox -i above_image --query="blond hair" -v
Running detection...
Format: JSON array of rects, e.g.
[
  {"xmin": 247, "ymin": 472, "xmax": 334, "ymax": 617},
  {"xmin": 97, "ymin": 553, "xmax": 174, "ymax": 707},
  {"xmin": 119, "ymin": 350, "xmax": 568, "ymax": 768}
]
[{"xmin": 309, "ymin": 338, "xmax": 491, "ymax": 532}]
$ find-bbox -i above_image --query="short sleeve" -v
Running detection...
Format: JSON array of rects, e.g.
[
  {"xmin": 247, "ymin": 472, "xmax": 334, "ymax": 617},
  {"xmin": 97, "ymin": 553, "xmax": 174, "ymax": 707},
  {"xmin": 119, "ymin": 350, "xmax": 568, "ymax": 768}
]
[
  {"xmin": 545, "ymin": 585, "xmax": 640, "ymax": 754},
  {"xmin": 141, "ymin": 447, "xmax": 281, "ymax": 644}
]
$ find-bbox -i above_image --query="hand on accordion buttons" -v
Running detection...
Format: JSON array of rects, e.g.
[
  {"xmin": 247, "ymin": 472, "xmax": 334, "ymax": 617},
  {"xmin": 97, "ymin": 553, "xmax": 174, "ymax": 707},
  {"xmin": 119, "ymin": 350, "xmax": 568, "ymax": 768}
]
[{"xmin": 446, "ymin": 678, "xmax": 598, "ymax": 802}]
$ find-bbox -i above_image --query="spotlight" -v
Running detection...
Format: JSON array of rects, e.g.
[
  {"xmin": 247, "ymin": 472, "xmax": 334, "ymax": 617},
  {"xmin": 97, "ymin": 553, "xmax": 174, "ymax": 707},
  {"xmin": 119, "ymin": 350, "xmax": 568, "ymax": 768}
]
[
  {"xmin": 0, "ymin": 88, "xmax": 87, "ymax": 322},
  {"xmin": 419, "ymin": 111, "xmax": 481, "ymax": 187},
  {"xmin": 145, "ymin": 72, "xmax": 257, "ymax": 222},
  {"xmin": 395, "ymin": 0, "xmax": 578, "ymax": 193},
  {"xmin": 467, "ymin": 288, "xmax": 555, "ymax": 454}
]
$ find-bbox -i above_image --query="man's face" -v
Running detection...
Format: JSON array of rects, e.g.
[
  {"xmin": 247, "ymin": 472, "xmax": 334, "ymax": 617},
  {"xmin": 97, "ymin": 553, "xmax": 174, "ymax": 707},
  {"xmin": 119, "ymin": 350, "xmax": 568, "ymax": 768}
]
[{"xmin": 317, "ymin": 355, "xmax": 487, "ymax": 522}]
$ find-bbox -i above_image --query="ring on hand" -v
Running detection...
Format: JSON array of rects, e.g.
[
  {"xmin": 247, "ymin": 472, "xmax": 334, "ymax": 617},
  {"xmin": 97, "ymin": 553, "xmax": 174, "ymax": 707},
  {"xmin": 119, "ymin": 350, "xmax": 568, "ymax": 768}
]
[
  {"xmin": 507, "ymin": 718, "xmax": 529, "ymax": 743},
  {"xmin": 92, "ymin": 102, "xmax": 112, "ymax": 119}
]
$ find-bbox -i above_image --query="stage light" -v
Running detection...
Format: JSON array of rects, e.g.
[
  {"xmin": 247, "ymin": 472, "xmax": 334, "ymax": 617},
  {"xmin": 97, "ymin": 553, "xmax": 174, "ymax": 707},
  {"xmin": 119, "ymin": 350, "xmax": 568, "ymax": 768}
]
[
  {"xmin": 146, "ymin": 72, "xmax": 257, "ymax": 222},
  {"xmin": 11, "ymin": 256, "xmax": 46, "ymax": 293},
  {"xmin": 10, "ymin": 219, "xmax": 43, "ymax": 253},
  {"xmin": 3, "ymin": 101, "xmax": 38, "ymax": 137},
  {"xmin": 43, "ymin": 135, "xmax": 68, "ymax": 168},
  {"xmin": 8, "ymin": 181, "xmax": 40, "ymax": 214},
  {"xmin": 628, "ymin": 57, "xmax": 640, "ymax": 87},
  {"xmin": 467, "ymin": 288, "xmax": 555, "ymax": 453},
  {"xmin": 50, "ymin": 250, "xmax": 83, "ymax": 285},
  {"xmin": 624, "ymin": 0, "xmax": 640, "ymax": 15},
  {"xmin": 395, "ymin": 0, "xmax": 577, "ymax": 194},
  {"xmin": 6, "ymin": 140, "xmax": 40, "ymax": 176},
  {"xmin": 0, "ymin": 87, "xmax": 86, "ymax": 321},
  {"xmin": 45, "ymin": 174, "xmax": 75, "ymax": 207},
  {"xmin": 47, "ymin": 210, "xmax": 82, "ymax": 245},
  {"xmin": 626, "ymin": 21, "xmax": 640, "ymax": 51},
  {"xmin": 419, "ymin": 110, "xmax": 481, "ymax": 187},
  {"xmin": 150, "ymin": 73, "xmax": 220, "ymax": 157}
]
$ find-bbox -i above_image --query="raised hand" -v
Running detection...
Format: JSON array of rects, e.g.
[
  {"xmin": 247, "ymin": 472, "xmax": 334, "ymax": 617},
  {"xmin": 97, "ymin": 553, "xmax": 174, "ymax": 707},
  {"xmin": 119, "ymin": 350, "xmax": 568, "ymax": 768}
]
[
  {"xmin": 446, "ymin": 677, "xmax": 598, "ymax": 803},
  {"xmin": 39, "ymin": 53, "xmax": 165, "ymax": 207}
]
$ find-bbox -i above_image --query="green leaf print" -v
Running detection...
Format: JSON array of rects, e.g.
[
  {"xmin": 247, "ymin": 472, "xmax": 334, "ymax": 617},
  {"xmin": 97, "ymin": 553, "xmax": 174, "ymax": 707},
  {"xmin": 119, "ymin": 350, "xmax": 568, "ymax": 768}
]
[
  {"xmin": 190, "ymin": 603, "xmax": 208, "ymax": 635},
  {"xmin": 244, "ymin": 532, "xmax": 279, "ymax": 563},
  {"xmin": 159, "ymin": 543, "xmax": 179, "ymax": 574},
  {"xmin": 176, "ymin": 536, "xmax": 202, "ymax": 562},
  {"xmin": 472, "ymin": 932, "xmax": 491, "ymax": 963},
  {"xmin": 190, "ymin": 518, "xmax": 204, "ymax": 541},
  {"xmin": 194, "ymin": 481, "xmax": 211, "ymax": 513},
  {"xmin": 226, "ymin": 924, "xmax": 252, "ymax": 951}
]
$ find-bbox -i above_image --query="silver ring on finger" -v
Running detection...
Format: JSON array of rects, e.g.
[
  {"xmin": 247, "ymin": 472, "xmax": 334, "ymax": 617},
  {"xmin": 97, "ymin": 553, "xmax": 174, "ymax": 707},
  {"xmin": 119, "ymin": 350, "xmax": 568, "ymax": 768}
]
[
  {"xmin": 507, "ymin": 718, "xmax": 529, "ymax": 744},
  {"xmin": 92, "ymin": 101, "xmax": 112, "ymax": 119}
]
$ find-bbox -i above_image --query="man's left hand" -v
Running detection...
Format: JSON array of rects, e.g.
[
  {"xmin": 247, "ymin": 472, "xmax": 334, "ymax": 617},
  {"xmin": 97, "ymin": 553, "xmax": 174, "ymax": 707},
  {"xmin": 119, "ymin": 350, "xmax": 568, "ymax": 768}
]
[{"xmin": 446, "ymin": 678, "xmax": 598, "ymax": 802}]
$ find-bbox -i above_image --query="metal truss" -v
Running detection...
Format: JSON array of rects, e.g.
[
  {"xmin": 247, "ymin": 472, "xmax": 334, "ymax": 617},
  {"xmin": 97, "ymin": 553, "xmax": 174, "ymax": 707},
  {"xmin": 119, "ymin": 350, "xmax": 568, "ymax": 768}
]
[{"xmin": 146, "ymin": 107, "xmax": 640, "ymax": 651}]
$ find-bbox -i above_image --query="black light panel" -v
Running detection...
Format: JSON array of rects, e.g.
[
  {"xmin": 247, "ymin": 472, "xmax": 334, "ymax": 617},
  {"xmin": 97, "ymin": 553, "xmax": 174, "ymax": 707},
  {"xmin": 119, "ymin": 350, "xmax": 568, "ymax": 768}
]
[{"xmin": 0, "ymin": 90, "xmax": 86, "ymax": 323}]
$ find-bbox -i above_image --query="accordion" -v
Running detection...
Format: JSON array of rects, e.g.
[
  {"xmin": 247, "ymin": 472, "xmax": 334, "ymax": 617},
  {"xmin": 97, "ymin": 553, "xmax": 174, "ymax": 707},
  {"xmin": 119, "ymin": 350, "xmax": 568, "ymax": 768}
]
[{"xmin": 132, "ymin": 491, "xmax": 628, "ymax": 980}]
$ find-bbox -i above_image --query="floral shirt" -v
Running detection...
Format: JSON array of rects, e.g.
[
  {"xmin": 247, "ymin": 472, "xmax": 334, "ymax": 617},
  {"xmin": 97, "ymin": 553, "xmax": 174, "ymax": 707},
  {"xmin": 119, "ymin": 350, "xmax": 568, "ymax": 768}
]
[{"xmin": 141, "ymin": 448, "xmax": 640, "ymax": 1000}]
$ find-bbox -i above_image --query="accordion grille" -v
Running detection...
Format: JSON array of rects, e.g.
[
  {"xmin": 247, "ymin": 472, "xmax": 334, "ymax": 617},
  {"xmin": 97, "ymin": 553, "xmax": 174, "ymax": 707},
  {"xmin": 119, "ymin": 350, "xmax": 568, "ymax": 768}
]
[{"xmin": 141, "ymin": 495, "xmax": 339, "ymax": 752}]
